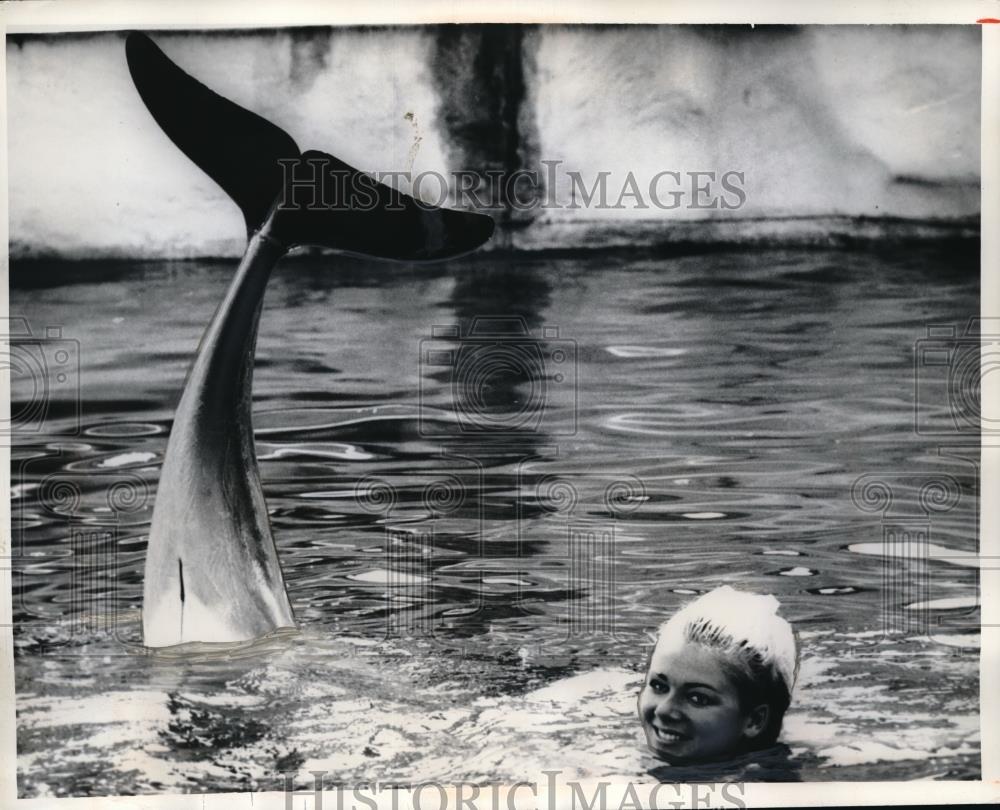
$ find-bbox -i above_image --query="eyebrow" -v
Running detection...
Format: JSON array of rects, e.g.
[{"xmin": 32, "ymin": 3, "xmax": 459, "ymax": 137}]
[{"xmin": 650, "ymin": 674, "xmax": 720, "ymax": 692}]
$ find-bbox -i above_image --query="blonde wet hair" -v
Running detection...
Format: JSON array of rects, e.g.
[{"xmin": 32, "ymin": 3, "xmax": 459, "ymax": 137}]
[{"xmin": 656, "ymin": 586, "xmax": 799, "ymax": 747}]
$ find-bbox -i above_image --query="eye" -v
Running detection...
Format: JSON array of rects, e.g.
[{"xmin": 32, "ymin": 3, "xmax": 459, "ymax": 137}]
[
  {"xmin": 687, "ymin": 692, "xmax": 714, "ymax": 707},
  {"xmin": 649, "ymin": 679, "xmax": 668, "ymax": 694}
]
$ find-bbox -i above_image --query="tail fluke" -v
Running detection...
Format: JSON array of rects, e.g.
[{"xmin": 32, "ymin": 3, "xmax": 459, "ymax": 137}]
[
  {"xmin": 270, "ymin": 150, "xmax": 495, "ymax": 260},
  {"xmin": 126, "ymin": 31, "xmax": 301, "ymax": 236},
  {"xmin": 126, "ymin": 32, "xmax": 494, "ymax": 258}
]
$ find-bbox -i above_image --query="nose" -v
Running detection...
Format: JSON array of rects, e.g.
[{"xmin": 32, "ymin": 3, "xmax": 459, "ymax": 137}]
[{"xmin": 654, "ymin": 691, "xmax": 685, "ymax": 721}]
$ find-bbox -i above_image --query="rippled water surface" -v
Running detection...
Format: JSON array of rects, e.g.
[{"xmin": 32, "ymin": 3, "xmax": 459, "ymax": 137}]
[{"xmin": 10, "ymin": 246, "xmax": 981, "ymax": 795}]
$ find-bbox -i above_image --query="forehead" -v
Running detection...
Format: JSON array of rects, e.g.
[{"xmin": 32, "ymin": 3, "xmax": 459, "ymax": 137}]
[{"xmin": 648, "ymin": 639, "xmax": 735, "ymax": 692}]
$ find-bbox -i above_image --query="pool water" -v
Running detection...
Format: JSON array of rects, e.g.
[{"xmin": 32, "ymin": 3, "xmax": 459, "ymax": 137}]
[{"xmin": 10, "ymin": 244, "xmax": 981, "ymax": 795}]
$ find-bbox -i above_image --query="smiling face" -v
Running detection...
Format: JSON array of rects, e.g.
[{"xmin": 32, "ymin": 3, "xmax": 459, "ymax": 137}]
[{"xmin": 637, "ymin": 639, "xmax": 769, "ymax": 763}]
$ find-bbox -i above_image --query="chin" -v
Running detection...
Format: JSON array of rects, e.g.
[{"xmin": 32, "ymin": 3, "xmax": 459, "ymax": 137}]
[{"xmin": 648, "ymin": 746, "xmax": 691, "ymax": 765}]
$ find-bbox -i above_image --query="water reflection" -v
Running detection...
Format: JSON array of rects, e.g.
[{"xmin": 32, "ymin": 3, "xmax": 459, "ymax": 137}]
[{"xmin": 10, "ymin": 245, "xmax": 982, "ymax": 791}]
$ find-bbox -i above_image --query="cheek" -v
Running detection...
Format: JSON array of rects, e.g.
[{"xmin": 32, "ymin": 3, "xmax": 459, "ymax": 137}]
[
  {"xmin": 694, "ymin": 705, "xmax": 744, "ymax": 738},
  {"xmin": 636, "ymin": 687, "xmax": 654, "ymax": 717}
]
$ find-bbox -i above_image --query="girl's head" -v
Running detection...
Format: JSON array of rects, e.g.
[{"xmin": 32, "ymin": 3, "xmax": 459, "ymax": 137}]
[{"xmin": 637, "ymin": 586, "xmax": 798, "ymax": 764}]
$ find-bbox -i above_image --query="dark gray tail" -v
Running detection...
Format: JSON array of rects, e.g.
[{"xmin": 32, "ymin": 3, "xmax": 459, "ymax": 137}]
[{"xmin": 126, "ymin": 31, "xmax": 493, "ymax": 258}]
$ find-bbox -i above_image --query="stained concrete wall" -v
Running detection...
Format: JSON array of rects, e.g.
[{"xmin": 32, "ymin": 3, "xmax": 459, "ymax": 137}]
[{"xmin": 7, "ymin": 25, "xmax": 980, "ymax": 259}]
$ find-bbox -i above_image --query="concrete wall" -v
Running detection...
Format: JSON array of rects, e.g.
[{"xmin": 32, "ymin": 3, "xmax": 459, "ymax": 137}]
[{"xmin": 7, "ymin": 25, "xmax": 980, "ymax": 259}]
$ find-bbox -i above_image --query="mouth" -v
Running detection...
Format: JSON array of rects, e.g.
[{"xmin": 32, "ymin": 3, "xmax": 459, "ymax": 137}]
[{"xmin": 649, "ymin": 725, "xmax": 690, "ymax": 744}]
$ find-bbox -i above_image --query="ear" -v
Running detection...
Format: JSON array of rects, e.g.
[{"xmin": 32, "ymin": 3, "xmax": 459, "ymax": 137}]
[{"xmin": 742, "ymin": 703, "xmax": 770, "ymax": 739}]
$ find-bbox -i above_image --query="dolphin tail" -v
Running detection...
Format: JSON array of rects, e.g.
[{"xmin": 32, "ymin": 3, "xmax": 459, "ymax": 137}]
[
  {"xmin": 126, "ymin": 31, "xmax": 494, "ymax": 256},
  {"xmin": 142, "ymin": 230, "xmax": 294, "ymax": 648},
  {"xmin": 128, "ymin": 31, "xmax": 494, "ymax": 647}
]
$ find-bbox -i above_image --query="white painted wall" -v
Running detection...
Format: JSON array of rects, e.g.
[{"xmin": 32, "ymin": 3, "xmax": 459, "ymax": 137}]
[{"xmin": 7, "ymin": 26, "xmax": 980, "ymax": 259}]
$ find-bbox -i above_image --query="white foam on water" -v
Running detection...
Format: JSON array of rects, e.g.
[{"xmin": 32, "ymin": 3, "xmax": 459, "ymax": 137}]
[
  {"xmin": 14, "ymin": 621, "xmax": 980, "ymax": 789},
  {"xmin": 606, "ymin": 345, "xmax": 687, "ymax": 358},
  {"xmin": 779, "ymin": 566, "xmax": 817, "ymax": 577},
  {"xmin": 526, "ymin": 667, "xmax": 639, "ymax": 705},
  {"xmin": 482, "ymin": 577, "xmax": 533, "ymax": 587},
  {"xmin": 97, "ymin": 451, "xmax": 157, "ymax": 468},
  {"xmin": 841, "ymin": 629, "xmax": 885, "ymax": 639},
  {"xmin": 848, "ymin": 541, "xmax": 979, "ymax": 568},
  {"xmin": 605, "ymin": 409, "xmax": 722, "ymax": 434},
  {"xmin": 927, "ymin": 633, "xmax": 981, "ymax": 649},
  {"xmin": 174, "ymin": 692, "xmax": 264, "ymax": 707},
  {"xmin": 17, "ymin": 690, "xmax": 171, "ymax": 728},
  {"xmin": 681, "ymin": 511, "xmax": 727, "ymax": 520},
  {"xmin": 346, "ymin": 569, "xmax": 430, "ymax": 585},
  {"xmin": 258, "ymin": 443, "xmax": 373, "ymax": 462},
  {"xmin": 905, "ymin": 596, "xmax": 978, "ymax": 611},
  {"xmin": 817, "ymin": 740, "xmax": 932, "ymax": 767}
]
